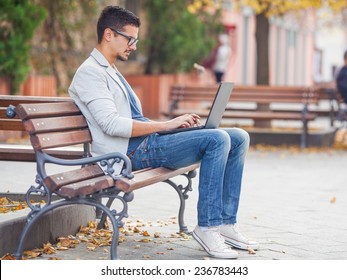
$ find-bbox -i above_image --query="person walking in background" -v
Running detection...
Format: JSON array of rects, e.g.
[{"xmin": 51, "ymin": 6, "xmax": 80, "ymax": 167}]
[
  {"xmin": 202, "ymin": 33, "xmax": 231, "ymax": 83},
  {"xmin": 336, "ymin": 50, "xmax": 347, "ymax": 104},
  {"xmin": 212, "ymin": 33, "xmax": 231, "ymax": 83}
]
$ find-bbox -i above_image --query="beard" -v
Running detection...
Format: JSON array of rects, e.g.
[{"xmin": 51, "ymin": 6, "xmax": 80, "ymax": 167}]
[{"xmin": 117, "ymin": 52, "xmax": 130, "ymax": 62}]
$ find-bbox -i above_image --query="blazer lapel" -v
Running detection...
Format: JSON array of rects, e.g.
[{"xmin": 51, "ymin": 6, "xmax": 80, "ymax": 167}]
[{"xmin": 90, "ymin": 48, "xmax": 129, "ymax": 100}]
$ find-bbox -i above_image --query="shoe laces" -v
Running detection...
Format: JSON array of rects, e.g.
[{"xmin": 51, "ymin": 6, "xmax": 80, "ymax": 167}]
[
  {"xmin": 209, "ymin": 228, "xmax": 230, "ymax": 250},
  {"xmin": 225, "ymin": 224, "xmax": 247, "ymax": 241}
]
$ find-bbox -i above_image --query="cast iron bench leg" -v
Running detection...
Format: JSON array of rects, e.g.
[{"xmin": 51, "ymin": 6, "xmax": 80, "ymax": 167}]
[{"xmin": 14, "ymin": 199, "xmax": 121, "ymax": 260}]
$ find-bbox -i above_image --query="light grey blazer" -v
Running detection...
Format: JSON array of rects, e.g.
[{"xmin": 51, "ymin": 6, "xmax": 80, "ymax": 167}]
[{"xmin": 69, "ymin": 48, "xmax": 143, "ymax": 173}]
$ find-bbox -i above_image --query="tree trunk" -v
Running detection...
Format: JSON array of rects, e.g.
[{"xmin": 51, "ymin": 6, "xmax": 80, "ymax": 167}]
[
  {"xmin": 255, "ymin": 12, "xmax": 270, "ymax": 85},
  {"xmin": 255, "ymin": 12, "xmax": 271, "ymax": 127}
]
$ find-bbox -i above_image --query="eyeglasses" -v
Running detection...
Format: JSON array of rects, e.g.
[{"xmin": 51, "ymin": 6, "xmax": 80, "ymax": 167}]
[{"xmin": 110, "ymin": 28, "xmax": 138, "ymax": 46}]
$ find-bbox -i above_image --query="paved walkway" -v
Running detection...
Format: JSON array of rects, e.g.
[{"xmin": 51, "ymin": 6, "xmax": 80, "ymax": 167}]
[{"xmin": 1, "ymin": 145, "xmax": 347, "ymax": 261}]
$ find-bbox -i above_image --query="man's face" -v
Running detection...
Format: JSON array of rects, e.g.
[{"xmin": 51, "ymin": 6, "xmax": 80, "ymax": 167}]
[{"xmin": 112, "ymin": 25, "xmax": 139, "ymax": 62}]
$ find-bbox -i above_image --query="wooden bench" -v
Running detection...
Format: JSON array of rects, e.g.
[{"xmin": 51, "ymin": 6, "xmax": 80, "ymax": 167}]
[
  {"xmin": 315, "ymin": 86, "xmax": 346, "ymax": 125},
  {"xmin": 166, "ymin": 84, "xmax": 319, "ymax": 148},
  {"xmin": 1, "ymin": 95, "xmax": 199, "ymax": 260}
]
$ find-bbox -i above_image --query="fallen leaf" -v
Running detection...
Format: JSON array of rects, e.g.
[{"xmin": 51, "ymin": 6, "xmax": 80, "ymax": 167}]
[
  {"xmin": 247, "ymin": 247, "xmax": 256, "ymax": 254},
  {"xmin": 88, "ymin": 221, "xmax": 97, "ymax": 228},
  {"xmin": 42, "ymin": 242, "xmax": 56, "ymax": 254},
  {"xmin": 137, "ymin": 238, "xmax": 152, "ymax": 243},
  {"xmin": 0, "ymin": 253, "xmax": 16, "ymax": 260},
  {"xmin": 87, "ymin": 243, "xmax": 96, "ymax": 251},
  {"xmin": 133, "ymin": 227, "xmax": 140, "ymax": 233},
  {"xmin": 57, "ymin": 237, "xmax": 71, "ymax": 248},
  {"xmin": 56, "ymin": 246, "xmax": 69, "ymax": 251},
  {"xmin": 23, "ymin": 249, "xmax": 42, "ymax": 258}
]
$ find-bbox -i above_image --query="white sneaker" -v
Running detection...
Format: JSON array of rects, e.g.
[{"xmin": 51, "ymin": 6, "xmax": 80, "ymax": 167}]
[
  {"xmin": 220, "ymin": 224, "xmax": 259, "ymax": 250},
  {"xmin": 192, "ymin": 226, "xmax": 238, "ymax": 259}
]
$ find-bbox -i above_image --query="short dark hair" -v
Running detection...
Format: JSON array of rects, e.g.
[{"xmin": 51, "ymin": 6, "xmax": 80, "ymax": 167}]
[
  {"xmin": 97, "ymin": 6, "xmax": 140, "ymax": 43},
  {"xmin": 344, "ymin": 50, "xmax": 347, "ymax": 60}
]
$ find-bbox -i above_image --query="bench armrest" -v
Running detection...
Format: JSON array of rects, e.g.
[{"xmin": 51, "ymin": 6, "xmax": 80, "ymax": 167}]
[{"xmin": 36, "ymin": 151, "xmax": 134, "ymax": 181}]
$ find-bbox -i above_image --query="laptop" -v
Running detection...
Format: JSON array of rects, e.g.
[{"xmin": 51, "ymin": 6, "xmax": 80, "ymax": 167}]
[{"xmin": 157, "ymin": 82, "xmax": 234, "ymax": 135}]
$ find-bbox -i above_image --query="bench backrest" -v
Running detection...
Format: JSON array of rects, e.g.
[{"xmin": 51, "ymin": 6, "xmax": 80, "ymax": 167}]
[
  {"xmin": 315, "ymin": 87, "xmax": 345, "ymax": 103},
  {"xmin": 170, "ymin": 85, "xmax": 318, "ymax": 105},
  {"xmin": 15, "ymin": 102, "xmax": 92, "ymax": 151},
  {"xmin": 0, "ymin": 95, "xmax": 71, "ymax": 131}
]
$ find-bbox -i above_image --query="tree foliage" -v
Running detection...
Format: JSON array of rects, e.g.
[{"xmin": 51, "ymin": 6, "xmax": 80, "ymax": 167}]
[
  {"xmin": 30, "ymin": 0, "xmax": 97, "ymax": 93},
  {"xmin": 0, "ymin": 0, "xmax": 46, "ymax": 94},
  {"xmin": 142, "ymin": 0, "xmax": 223, "ymax": 74}
]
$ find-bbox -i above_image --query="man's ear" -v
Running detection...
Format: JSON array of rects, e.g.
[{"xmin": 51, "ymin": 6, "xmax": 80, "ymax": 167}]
[{"xmin": 104, "ymin": 28, "xmax": 113, "ymax": 42}]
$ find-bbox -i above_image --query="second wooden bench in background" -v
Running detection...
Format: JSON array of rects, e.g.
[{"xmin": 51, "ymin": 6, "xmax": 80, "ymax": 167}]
[{"xmin": 165, "ymin": 84, "xmax": 320, "ymax": 148}]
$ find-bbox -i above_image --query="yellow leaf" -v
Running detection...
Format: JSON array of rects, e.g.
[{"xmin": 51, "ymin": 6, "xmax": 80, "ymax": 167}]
[
  {"xmin": 42, "ymin": 242, "xmax": 56, "ymax": 254},
  {"xmin": 23, "ymin": 249, "xmax": 42, "ymax": 258},
  {"xmin": 0, "ymin": 253, "xmax": 16, "ymax": 260},
  {"xmin": 0, "ymin": 197, "xmax": 9, "ymax": 205},
  {"xmin": 137, "ymin": 238, "xmax": 152, "ymax": 243},
  {"xmin": 57, "ymin": 237, "xmax": 72, "ymax": 248},
  {"xmin": 0, "ymin": 207, "xmax": 9, "ymax": 213},
  {"xmin": 88, "ymin": 221, "xmax": 97, "ymax": 228}
]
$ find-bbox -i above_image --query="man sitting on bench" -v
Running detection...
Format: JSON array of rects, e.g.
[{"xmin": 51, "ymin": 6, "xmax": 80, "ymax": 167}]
[{"xmin": 68, "ymin": 5, "xmax": 259, "ymax": 259}]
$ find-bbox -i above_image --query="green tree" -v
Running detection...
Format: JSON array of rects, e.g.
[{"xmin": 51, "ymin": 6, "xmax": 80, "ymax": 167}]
[
  {"xmin": 142, "ymin": 0, "xmax": 223, "ymax": 74},
  {"xmin": 30, "ymin": 0, "xmax": 97, "ymax": 93},
  {"xmin": 0, "ymin": 0, "xmax": 46, "ymax": 94}
]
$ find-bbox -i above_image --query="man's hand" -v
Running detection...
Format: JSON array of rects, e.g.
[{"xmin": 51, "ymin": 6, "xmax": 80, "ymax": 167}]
[
  {"xmin": 167, "ymin": 113, "xmax": 201, "ymax": 129},
  {"xmin": 131, "ymin": 113, "xmax": 201, "ymax": 137}
]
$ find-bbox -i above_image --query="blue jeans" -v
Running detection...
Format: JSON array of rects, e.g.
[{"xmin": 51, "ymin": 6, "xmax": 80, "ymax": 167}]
[{"xmin": 128, "ymin": 128, "xmax": 250, "ymax": 227}]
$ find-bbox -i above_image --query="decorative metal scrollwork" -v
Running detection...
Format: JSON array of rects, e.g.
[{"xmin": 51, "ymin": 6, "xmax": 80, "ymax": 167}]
[{"xmin": 93, "ymin": 188, "xmax": 134, "ymax": 229}]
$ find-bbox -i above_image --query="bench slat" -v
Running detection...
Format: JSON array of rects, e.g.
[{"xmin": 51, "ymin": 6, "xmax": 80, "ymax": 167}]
[
  {"xmin": 31, "ymin": 129, "xmax": 91, "ymax": 150},
  {"xmin": 59, "ymin": 175, "xmax": 115, "ymax": 198},
  {"xmin": 175, "ymin": 96, "xmax": 316, "ymax": 104},
  {"xmin": 171, "ymin": 109, "xmax": 317, "ymax": 121},
  {"xmin": 16, "ymin": 102, "xmax": 80, "ymax": 120},
  {"xmin": 44, "ymin": 165, "xmax": 106, "ymax": 191},
  {"xmin": 0, "ymin": 147, "xmax": 84, "ymax": 161},
  {"xmin": 0, "ymin": 95, "xmax": 71, "ymax": 107},
  {"xmin": 0, "ymin": 119, "xmax": 24, "ymax": 131},
  {"xmin": 170, "ymin": 85, "xmax": 318, "ymax": 106},
  {"xmin": 23, "ymin": 115, "xmax": 88, "ymax": 134},
  {"xmin": 116, "ymin": 163, "xmax": 199, "ymax": 192}
]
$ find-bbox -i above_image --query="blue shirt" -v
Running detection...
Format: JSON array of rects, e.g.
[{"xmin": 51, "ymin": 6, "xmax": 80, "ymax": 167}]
[
  {"xmin": 126, "ymin": 88, "xmax": 150, "ymax": 155},
  {"xmin": 114, "ymin": 71, "xmax": 150, "ymax": 155}
]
